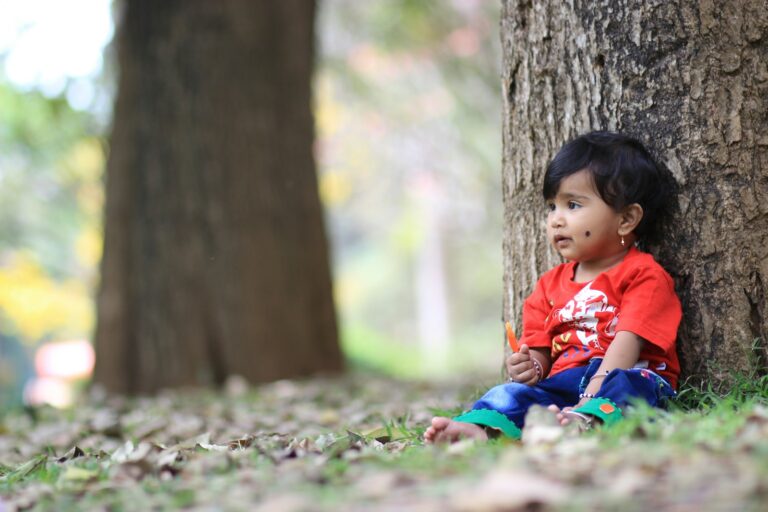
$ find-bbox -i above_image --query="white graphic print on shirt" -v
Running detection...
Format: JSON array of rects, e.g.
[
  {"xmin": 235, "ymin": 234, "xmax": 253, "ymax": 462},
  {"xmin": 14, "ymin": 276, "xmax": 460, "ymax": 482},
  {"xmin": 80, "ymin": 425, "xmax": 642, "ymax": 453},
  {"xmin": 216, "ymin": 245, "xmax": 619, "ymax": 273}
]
[{"xmin": 554, "ymin": 282, "xmax": 618, "ymax": 351}]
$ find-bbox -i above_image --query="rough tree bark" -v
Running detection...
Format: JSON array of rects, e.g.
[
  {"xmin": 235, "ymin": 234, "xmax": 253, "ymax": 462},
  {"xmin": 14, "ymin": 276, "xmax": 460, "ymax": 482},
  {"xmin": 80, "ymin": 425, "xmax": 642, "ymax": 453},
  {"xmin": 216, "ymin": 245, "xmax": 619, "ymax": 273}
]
[
  {"xmin": 500, "ymin": 0, "xmax": 768, "ymax": 384},
  {"xmin": 94, "ymin": 0, "xmax": 343, "ymax": 394}
]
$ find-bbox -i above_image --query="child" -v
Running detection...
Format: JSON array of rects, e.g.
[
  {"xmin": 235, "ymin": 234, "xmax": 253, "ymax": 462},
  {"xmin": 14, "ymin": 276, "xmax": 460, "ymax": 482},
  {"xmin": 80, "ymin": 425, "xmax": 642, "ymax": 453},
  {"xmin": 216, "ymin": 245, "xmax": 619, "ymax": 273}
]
[{"xmin": 425, "ymin": 131, "xmax": 681, "ymax": 443}]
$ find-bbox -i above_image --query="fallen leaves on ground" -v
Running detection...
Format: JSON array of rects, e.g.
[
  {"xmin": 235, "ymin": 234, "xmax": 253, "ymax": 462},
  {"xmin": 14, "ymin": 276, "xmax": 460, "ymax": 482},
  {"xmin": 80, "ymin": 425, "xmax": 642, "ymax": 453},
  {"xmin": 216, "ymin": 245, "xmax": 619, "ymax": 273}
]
[{"xmin": 0, "ymin": 373, "xmax": 767, "ymax": 511}]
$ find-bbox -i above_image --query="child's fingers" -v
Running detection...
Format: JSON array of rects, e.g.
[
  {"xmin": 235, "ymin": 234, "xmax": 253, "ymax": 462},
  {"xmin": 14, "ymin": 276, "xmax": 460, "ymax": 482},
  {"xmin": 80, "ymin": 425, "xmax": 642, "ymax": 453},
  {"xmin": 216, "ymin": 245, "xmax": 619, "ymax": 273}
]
[
  {"xmin": 525, "ymin": 364, "xmax": 540, "ymax": 384},
  {"xmin": 516, "ymin": 366, "xmax": 538, "ymax": 385},
  {"xmin": 508, "ymin": 360, "xmax": 535, "ymax": 382},
  {"xmin": 507, "ymin": 351, "xmax": 530, "ymax": 365},
  {"xmin": 507, "ymin": 357, "xmax": 529, "ymax": 375},
  {"xmin": 519, "ymin": 344, "xmax": 530, "ymax": 355}
]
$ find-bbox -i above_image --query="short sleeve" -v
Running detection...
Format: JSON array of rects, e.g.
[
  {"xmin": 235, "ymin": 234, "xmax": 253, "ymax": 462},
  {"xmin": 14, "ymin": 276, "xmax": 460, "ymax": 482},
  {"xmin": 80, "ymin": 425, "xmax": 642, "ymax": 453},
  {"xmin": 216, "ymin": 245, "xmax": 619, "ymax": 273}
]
[
  {"xmin": 518, "ymin": 277, "xmax": 553, "ymax": 350},
  {"xmin": 615, "ymin": 266, "xmax": 681, "ymax": 351}
]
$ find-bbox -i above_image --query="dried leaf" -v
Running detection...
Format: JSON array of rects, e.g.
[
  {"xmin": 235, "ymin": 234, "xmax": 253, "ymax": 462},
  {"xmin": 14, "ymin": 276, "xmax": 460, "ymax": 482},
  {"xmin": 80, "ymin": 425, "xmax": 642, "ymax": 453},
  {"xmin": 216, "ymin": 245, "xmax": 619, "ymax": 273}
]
[
  {"xmin": 354, "ymin": 471, "xmax": 412, "ymax": 498},
  {"xmin": 57, "ymin": 446, "xmax": 85, "ymax": 463},
  {"xmin": 322, "ymin": 436, "xmax": 354, "ymax": 459},
  {"xmin": 253, "ymin": 495, "xmax": 310, "ymax": 512},
  {"xmin": 226, "ymin": 434, "xmax": 255, "ymax": 451},
  {"xmin": 111, "ymin": 460, "xmax": 153, "ymax": 483},
  {"xmin": 59, "ymin": 466, "xmax": 100, "ymax": 486},
  {"xmin": 166, "ymin": 432, "xmax": 211, "ymax": 452},
  {"xmin": 362, "ymin": 424, "xmax": 412, "ymax": 443},
  {"xmin": 110, "ymin": 440, "xmax": 135, "ymax": 463},
  {"xmin": 90, "ymin": 410, "xmax": 121, "ymax": 437},
  {"xmin": 156, "ymin": 450, "xmax": 183, "ymax": 469},
  {"xmin": 453, "ymin": 470, "xmax": 569, "ymax": 511},
  {"xmin": 129, "ymin": 417, "xmax": 167, "ymax": 440},
  {"xmin": 606, "ymin": 467, "xmax": 655, "ymax": 497}
]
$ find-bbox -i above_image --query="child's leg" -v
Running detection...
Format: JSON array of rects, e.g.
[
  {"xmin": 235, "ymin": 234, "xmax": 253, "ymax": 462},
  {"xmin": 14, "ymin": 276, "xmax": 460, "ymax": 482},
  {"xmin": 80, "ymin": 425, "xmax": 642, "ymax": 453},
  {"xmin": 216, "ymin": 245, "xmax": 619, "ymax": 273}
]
[
  {"xmin": 425, "ymin": 367, "xmax": 587, "ymax": 443},
  {"xmin": 470, "ymin": 378, "xmax": 578, "ymax": 427},
  {"xmin": 424, "ymin": 383, "xmax": 538, "ymax": 443},
  {"xmin": 595, "ymin": 368, "xmax": 676, "ymax": 408},
  {"xmin": 554, "ymin": 368, "xmax": 675, "ymax": 429}
]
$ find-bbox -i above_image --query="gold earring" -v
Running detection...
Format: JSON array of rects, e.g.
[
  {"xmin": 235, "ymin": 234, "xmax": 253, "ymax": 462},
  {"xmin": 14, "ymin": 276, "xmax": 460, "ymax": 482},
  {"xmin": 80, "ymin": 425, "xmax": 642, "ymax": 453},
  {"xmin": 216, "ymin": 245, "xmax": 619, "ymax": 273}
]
[{"xmin": 621, "ymin": 236, "xmax": 625, "ymax": 247}]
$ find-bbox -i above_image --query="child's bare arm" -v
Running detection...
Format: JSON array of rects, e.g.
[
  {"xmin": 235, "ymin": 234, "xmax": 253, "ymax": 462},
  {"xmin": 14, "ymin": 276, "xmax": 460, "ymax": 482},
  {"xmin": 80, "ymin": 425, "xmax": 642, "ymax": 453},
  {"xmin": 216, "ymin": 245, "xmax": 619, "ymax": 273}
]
[{"xmin": 581, "ymin": 331, "xmax": 644, "ymax": 399}]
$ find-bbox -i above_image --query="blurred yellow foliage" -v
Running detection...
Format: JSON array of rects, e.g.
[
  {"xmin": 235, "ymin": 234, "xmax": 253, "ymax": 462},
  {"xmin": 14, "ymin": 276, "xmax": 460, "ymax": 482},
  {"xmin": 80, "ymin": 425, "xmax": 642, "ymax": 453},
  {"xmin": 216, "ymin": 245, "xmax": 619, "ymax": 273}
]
[
  {"xmin": 75, "ymin": 224, "xmax": 103, "ymax": 270},
  {"xmin": 319, "ymin": 170, "xmax": 352, "ymax": 206},
  {"xmin": 315, "ymin": 76, "xmax": 342, "ymax": 137},
  {"xmin": 334, "ymin": 271, "xmax": 362, "ymax": 310},
  {"xmin": 64, "ymin": 138, "xmax": 105, "ymax": 216},
  {"xmin": 0, "ymin": 254, "xmax": 93, "ymax": 342},
  {"xmin": 62, "ymin": 137, "xmax": 103, "ymax": 183}
]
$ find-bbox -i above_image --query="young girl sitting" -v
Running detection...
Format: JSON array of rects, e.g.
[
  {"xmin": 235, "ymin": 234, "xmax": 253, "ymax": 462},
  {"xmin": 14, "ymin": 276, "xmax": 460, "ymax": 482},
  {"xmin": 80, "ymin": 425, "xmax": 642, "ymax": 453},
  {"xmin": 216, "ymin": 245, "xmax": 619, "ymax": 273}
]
[{"xmin": 425, "ymin": 131, "xmax": 681, "ymax": 443}]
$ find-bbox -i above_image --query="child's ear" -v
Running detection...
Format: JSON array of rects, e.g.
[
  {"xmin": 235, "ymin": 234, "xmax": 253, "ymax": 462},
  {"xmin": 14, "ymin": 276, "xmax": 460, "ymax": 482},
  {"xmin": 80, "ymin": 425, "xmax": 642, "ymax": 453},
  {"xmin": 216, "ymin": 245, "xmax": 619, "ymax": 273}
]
[{"xmin": 618, "ymin": 203, "xmax": 643, "ymax": 236}]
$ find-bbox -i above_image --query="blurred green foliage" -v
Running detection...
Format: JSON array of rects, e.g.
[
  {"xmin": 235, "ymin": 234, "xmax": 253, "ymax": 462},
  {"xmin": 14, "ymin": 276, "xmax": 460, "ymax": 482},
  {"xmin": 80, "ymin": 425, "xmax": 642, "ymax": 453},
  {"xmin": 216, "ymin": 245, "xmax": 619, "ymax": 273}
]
[
  {"xmin": 318, "ymin": 0, "xmax": 504, "ymax": 376},
  {"xmin": 0, "ymin": 1, "xmax": 505, "ymax": 405},
  {"xmin": 0, "ymin": 82, "xmax": 104, "ymax": 408},
  {"xmin": 0, "ymin": 333, "xmax": 33, "ymax": 411}
]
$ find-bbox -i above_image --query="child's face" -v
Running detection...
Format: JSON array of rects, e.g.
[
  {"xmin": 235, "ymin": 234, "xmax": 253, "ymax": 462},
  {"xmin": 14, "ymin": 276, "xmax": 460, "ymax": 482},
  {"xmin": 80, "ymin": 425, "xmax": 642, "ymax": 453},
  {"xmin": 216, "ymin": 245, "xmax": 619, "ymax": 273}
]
[{"xmin": 545, "ymin": 169, "xmax": 625, "ymax": 263}]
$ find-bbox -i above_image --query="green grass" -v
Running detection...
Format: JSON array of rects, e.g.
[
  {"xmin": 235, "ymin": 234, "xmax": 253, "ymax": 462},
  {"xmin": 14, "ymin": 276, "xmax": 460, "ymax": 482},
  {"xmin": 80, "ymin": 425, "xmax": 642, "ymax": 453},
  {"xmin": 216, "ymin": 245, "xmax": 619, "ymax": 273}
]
[
  {"xmin": 594, "ymin": 367, "xmax": 768, "ymax": 451},
  {"xmin": 675, "ymin": 370, "xmax": 768, "ymax": 411},
  {"xmin": 3, "ymin": 371, "xmax": 768, "ymax": 510}
]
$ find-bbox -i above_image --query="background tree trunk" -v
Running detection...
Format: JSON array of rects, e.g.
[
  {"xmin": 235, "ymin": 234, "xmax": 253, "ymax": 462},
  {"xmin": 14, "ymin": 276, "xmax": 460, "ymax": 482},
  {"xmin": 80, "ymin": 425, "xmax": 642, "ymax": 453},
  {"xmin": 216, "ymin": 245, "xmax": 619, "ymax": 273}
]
[
  {"xmin": 500, "ymin": 0, "xmax": 768, "ymax": 384},
  {"xmin": 94, "ymin": 0, "xmax": 342, "ymax": 394}
]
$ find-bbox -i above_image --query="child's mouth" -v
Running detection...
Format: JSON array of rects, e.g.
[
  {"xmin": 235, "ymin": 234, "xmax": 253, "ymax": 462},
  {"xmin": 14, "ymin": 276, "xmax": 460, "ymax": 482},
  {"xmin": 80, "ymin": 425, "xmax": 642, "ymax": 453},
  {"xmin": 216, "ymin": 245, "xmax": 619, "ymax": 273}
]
[{"xmin": 554, "ymin": 235, "xmax": 571, "ymax": 246}]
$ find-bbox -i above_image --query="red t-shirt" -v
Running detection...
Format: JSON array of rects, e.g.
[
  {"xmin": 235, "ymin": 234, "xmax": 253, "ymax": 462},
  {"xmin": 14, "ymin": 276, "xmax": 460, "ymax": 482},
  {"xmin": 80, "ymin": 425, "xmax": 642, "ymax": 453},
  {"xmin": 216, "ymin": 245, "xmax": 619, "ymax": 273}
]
[{"xmin": 519, "ymin": 247, "xmax": 682, "ymax": 388}]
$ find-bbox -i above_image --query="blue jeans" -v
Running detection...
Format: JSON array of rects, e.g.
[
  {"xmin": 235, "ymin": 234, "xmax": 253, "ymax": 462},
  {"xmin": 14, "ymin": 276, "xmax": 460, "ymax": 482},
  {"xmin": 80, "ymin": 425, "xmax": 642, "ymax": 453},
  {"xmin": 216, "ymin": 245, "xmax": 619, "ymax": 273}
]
[{"xmin": 472, "ymin": 358, "xmax": 676, "ymax": 428}]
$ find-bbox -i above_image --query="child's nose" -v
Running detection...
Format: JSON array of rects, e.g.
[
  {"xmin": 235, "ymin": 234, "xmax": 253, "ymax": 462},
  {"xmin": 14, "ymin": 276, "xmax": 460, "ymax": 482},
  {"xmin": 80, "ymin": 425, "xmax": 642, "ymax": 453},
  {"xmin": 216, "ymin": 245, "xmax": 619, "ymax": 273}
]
[{"xmin": 549, "ymin": 210, "xmax": 565, "ymax": 227}]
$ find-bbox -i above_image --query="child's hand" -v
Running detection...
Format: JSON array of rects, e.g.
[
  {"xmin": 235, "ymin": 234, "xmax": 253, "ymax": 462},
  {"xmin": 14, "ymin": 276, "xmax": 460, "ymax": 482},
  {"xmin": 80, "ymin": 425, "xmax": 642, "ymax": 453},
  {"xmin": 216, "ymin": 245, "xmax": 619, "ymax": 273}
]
[{"xmin": 505, "ymin": 344, "xmax": 539, "ymax": 385}]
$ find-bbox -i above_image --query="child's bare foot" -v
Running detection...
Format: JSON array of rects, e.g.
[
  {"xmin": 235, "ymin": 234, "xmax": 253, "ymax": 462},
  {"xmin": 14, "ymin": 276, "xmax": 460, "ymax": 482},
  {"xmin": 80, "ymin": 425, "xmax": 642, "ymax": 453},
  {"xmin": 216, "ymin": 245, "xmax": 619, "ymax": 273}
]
[
  {"xmin": 547, "ymin": 404, "xmax": 594, "ymax": 430},
  {"xmin": 547, "ymin": 404, "xmax": 572, "ymax": 426},
  {"xmin": 424, "ymin": 417, "xmax": 489, "ymax": 444}
]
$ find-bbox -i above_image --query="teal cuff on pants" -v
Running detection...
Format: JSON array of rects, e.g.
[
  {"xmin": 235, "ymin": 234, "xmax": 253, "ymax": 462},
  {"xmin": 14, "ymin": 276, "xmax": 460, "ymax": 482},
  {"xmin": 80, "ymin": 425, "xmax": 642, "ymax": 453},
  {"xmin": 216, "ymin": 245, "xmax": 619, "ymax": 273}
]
[
  {"xmin": 572, "ymin": 397, "xmax": 623, "ymax": 426},
  {"xmin": 453, "ymin": 409, "xmax": 522, "ymax": 440}
]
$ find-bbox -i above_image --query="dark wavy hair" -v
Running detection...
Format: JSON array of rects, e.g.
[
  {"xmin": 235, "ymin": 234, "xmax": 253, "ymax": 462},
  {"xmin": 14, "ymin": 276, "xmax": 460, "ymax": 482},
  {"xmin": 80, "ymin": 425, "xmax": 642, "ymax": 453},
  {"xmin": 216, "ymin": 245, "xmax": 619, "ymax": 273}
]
[{"xmin": 543, "ymin": 131, "xmax": 676, "ymax": 242}]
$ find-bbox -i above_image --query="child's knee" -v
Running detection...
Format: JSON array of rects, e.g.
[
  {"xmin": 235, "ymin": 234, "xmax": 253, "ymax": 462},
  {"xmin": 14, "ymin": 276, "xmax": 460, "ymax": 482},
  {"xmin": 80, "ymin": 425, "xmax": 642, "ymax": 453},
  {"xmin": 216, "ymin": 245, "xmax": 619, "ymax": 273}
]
[
  {"xmin": 473, "ymin": 382, "xmax": 532, "ymax": 412},
  {"xmin": 599, "ymin": 368, "xmax": 674, "ymax": 407}
]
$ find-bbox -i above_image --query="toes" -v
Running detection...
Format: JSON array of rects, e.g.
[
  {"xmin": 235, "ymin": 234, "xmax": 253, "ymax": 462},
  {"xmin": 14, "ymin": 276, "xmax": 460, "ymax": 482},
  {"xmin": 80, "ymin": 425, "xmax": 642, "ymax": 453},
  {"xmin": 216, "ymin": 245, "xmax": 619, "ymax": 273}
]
[
  {"xmin": 434, "ymin": 426, "xmax": 459, "ymax": 443},
  {"xmin": 431, "ymin": 416, "xmax": 451, "ymax": 429},
  {"xmin": 425, "ymin": 417, "xmax": 452, "ymax": 444},
  {"xmin": 433, "ymin": 431, "xmax": 447, "ymax": 443},
  {"xmin": 547, "ymin": 404, "xmax": 569, "ymax": 425}
]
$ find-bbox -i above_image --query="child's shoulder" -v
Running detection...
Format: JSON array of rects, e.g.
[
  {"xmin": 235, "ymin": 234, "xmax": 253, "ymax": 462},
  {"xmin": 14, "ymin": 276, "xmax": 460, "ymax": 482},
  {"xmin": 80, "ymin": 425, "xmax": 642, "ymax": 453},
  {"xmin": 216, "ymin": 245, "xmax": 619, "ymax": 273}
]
[
  {"xmin": 617, "ymin": 247, "xmax": 675, "ymax": 286},
  {"xmin": 623, "ymin": 247, "xmax": 670, "ymax": 272}
]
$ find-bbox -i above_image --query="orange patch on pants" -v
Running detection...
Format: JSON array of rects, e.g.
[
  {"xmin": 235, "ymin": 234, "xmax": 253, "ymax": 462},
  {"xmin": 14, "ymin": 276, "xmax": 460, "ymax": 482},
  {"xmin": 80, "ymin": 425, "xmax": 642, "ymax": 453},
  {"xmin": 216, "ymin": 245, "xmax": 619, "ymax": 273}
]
[{"xmin": 599, "ymin": 403, "xmax": 616, "ymax": 414}]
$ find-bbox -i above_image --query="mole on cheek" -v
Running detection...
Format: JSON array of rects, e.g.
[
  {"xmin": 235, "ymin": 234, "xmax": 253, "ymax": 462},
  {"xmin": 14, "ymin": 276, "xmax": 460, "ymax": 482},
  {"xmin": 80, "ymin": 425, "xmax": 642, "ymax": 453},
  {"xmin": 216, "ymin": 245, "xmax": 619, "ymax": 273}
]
[{"xmin": 585, "ymin": 231, "xmax": 591, "ymax": 237}]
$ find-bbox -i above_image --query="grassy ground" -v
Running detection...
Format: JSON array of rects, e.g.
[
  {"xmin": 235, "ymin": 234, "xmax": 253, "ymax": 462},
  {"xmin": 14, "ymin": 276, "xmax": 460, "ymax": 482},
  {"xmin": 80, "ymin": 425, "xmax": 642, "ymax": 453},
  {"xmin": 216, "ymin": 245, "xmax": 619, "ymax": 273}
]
[{"xmin": 1, "ymin": 370, "xmax": 767, "ymax": 511}]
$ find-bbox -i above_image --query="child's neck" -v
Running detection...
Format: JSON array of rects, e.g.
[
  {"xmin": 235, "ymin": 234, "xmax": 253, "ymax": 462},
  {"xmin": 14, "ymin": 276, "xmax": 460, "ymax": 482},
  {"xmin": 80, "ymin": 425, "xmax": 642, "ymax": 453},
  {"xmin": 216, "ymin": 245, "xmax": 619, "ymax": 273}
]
[{"xmin": 573, "ymin": 248, "xmax": 631, "ymax": 282}]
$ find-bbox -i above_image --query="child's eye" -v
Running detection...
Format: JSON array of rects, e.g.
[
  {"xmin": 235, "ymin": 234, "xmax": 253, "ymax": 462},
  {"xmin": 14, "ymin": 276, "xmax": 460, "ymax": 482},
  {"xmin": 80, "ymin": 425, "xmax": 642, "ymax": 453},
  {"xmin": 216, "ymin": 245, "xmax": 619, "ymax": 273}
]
[
  {"xmin": 546, "ymin": 203, "xmax": 555, "ymax": 212},
  {"xmin": 568, "ymin": 201, "xmax": 581, "ymax": 210}
]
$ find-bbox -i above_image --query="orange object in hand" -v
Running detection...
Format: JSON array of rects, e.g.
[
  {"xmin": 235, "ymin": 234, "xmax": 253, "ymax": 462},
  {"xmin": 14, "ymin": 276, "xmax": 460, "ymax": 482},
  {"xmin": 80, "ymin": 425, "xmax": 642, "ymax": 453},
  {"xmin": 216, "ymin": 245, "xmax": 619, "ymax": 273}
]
[{"xmin": 505, "ymin": 322, "xmax": 519, "ymax": 352}]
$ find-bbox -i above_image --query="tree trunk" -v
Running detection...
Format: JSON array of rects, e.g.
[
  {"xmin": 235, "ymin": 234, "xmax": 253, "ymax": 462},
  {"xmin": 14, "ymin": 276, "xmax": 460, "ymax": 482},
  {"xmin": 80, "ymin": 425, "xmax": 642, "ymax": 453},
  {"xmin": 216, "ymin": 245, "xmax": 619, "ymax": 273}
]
[
  {"xmin": 500, "ymin": 0, "xmax": 768, "ymax": 384},
  {"xmin": 94, "ymin": 0, "xmax": 343, "ymax": 394}
]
